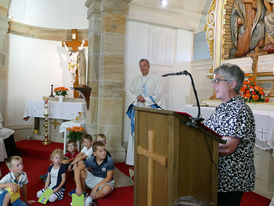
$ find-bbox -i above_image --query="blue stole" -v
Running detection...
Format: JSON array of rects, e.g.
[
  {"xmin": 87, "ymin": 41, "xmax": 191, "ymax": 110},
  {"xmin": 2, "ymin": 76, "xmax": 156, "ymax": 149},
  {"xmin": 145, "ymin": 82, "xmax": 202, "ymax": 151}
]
[{"xmin": 126, "ymin": 95, "xmax": 161, "ymax": 136}]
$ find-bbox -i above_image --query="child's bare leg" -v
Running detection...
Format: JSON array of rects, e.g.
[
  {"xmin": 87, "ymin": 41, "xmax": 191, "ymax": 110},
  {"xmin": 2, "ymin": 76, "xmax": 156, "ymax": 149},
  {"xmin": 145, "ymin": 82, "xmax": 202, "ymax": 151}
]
[
  {"xmin": 92, "ymin": 185, "xmax": 112, "ymax": 200},
  {"xmin": 80, "ymin": 170, "xmax": 87, "ymax": 192},
  {"xmin": 3, "ymin": 192, "xmax": 11, "ymax": 206},
  {"xmin": 72, "ymin": 163, "xmax": 78, "ymax": 171}
]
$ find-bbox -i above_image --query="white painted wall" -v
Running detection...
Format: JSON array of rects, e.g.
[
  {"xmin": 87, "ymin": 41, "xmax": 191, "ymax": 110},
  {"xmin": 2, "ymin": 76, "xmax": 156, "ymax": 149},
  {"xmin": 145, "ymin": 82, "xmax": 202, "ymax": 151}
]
[
  {"xmin": 123, "ymin": 20, "xmax": 193, "ymax": 142},
  {"xmin": 6, "ymin": 0, "xmax": 88, "ymax": 127},
  {"xmin": 9, "ymin": 0, "xmax": 88, "ymax": 29}
]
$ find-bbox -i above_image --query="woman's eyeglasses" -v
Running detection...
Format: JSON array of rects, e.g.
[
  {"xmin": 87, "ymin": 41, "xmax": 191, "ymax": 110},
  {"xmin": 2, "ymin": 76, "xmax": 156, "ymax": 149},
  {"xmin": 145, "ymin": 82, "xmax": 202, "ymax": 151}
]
[{"xmin": 212, "ymin": 78, "xmax": 228, "ymax": 84}]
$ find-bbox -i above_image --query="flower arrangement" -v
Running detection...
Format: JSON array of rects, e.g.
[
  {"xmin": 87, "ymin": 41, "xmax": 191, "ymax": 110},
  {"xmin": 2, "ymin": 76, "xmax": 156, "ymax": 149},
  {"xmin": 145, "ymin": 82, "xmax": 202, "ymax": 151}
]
[
  {"xmin": 240, "ymin": 76, "xmax": 269, "ymax": 103},
  {"xmin": 54, "ymin": 87, "xmax": 69, "ymax": 97},
  {"xmin": 67, "ymin": 126, "xmax": 85, "ymax": 142}
]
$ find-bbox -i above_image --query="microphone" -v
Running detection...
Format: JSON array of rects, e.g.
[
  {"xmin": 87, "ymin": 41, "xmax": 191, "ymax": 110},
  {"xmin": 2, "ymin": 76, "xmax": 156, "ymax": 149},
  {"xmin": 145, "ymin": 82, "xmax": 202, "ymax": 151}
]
[{"xmin": 162, "ymin": 70, "xmax": 204, "ymax": 128}]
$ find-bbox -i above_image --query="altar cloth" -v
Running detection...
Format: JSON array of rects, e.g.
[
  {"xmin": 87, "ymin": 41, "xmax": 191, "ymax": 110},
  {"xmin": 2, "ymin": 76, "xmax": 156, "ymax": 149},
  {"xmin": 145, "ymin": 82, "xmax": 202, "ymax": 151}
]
[
  {"xmin": 24, "ymin": 101, "xmax": 87, "ymax": 120},
  {"xmin": 0, "ymin": 111, "xmax": 9, "ymax": 162}
]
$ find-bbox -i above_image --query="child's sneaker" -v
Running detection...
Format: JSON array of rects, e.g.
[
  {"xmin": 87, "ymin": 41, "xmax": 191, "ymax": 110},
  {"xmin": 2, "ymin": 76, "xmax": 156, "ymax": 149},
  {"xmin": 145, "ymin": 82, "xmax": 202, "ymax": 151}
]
[
  {"xmin": 68, "ymin": 188, "xmax": 76, "ymax": 197},
  {"xmin": 84, "ymin": 196, "xmax": 93, "ymax": 206}
]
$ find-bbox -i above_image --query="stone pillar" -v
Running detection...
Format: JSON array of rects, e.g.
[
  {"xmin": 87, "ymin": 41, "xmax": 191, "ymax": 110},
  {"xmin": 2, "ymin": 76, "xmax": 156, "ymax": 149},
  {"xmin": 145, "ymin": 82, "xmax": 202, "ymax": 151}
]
[
  {"xmin": 0, "ymin": 0, "xmax": 10, "ymax": 121},
  {"xmin": 85, "ymin": 0, "xmax": 128, "ymax": 161}
]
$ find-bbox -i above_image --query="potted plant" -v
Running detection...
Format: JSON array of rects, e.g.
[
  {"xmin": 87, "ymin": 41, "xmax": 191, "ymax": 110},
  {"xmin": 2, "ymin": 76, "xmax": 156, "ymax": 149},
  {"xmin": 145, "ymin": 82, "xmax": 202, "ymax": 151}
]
[
  {"xmin": 54, "ymin": 87, "xmax": 69, "ymax": 102},
  {"xmin": 67, "ymin": 126, "xmax": 85, "ymax": 150},
  {"xmin": 240, "ymin": 76, "xmax": 270, "ymax": 103}
]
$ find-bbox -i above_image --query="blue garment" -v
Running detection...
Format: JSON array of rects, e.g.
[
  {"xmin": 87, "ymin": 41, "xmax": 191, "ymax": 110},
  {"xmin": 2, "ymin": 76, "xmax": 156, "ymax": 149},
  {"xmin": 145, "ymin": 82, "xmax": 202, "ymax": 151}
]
[
  {"xmin": 0, "ymin": 190, "xmax": 27, "ymax": 206},
  {"xmin": 84, "ymin": 156, "xmax": 114, "ymax": 178},
  {"xmin": 126, "ymin": 96, "xmax": 161, "ymax": 136}
]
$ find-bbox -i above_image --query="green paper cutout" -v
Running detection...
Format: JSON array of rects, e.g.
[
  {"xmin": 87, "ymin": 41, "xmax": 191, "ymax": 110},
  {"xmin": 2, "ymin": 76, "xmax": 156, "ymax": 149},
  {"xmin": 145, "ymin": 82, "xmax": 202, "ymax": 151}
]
[
  {"xmin": 38, "ymin": 189, "xmax": 53, "ymax": 204},
  {"xmin": 72, "ymin": 193, "xmax": 84, "ymax": 206}
]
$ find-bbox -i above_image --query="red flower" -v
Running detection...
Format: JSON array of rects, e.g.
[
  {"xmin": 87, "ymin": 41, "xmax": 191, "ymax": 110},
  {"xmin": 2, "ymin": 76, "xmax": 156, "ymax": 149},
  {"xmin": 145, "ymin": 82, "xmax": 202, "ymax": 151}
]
[{"xmin": 252, "ymin": 95, "xmax": 259, "ymax": 101}]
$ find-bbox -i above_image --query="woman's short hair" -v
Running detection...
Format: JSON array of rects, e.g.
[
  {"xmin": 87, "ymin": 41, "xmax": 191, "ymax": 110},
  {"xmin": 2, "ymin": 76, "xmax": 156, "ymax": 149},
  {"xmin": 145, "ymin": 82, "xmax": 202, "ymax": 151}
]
[
  {"xmin": 173, "ymin": 196, "xmax": 208, "ymax": 206},
  {"xmin": 214, "ymin": 63, "xmax": 245, "ymax": 94}
]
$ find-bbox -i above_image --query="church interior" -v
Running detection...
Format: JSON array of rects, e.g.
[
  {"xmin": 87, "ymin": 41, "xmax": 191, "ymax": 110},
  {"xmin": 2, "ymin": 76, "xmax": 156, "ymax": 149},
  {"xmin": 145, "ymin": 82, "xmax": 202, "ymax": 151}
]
[{"xmin": 0, "ymin": 0, "xmax": 274, "ymax": 205}]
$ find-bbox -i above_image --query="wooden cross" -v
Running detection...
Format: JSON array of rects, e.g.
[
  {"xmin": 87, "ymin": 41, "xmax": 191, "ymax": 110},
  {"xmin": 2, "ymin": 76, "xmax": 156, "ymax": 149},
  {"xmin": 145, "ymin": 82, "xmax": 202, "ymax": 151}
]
[
  {"xmin": 62, "ymin": 29, "xmax": 88, "ymax": 97},
  {"xmin": 247, "ymin": 48, "xmax": 267, "ymax": 83},
  {"xmin": 62, "ymin": 29, "xmax": 88, "ymax": 52},
  {"xmin": 137, "ymin": 130, "xmax": 167, "ymax": 206}
]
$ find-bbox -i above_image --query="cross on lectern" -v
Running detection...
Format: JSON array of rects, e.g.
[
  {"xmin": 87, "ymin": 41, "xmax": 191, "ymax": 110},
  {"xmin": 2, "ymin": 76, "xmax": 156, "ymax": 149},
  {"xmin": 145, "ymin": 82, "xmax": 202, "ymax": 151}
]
[
  {"xmin": 137, "ymin": 130, "xmax": 167, "ymax": 206},
  {"xmin": 62, "ymin": 29, "xmax": 88, "ymax": 97}
]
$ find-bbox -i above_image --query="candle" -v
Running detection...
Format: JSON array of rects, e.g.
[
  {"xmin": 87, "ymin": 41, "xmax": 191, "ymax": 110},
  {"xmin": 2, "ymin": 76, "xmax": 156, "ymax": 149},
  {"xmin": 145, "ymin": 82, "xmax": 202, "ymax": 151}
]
[
  {"xmin": 50, "ymin": 80, "xmax": 54, "ymax": 86},
  {"xmin": 43, "ymin": 97, "xmax": 49, "ymax": 115}
]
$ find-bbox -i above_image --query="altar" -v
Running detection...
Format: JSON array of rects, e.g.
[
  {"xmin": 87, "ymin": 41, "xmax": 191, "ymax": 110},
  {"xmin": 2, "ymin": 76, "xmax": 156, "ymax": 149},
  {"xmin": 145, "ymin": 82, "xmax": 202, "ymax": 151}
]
[{"xmin": 24, "ymin": 99, "xmax": 87, "ymax": 143}]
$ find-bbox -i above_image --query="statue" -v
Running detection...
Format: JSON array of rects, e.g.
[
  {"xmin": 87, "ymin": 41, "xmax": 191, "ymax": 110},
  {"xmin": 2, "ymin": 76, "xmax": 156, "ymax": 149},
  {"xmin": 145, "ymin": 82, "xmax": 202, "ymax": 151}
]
[
  {"xmin": 263, "ymin": 0, "xmax": 274, "ymax": 53},
  {"xmin": 63, "ymin": 40, "xmax": 87, "ymax": 87},
  {"xmin": 230, "ymin": 0, "xmax": 266, "ymax": 57}
]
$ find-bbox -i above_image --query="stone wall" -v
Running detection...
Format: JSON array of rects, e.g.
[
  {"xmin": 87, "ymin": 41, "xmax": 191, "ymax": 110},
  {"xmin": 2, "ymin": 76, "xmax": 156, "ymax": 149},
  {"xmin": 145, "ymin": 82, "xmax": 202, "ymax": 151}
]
[
  {"xmin": 85, "ymin": 0, "xmax": 128, "ymax": 161},
  {"xmin": 0, "ymin": 0, "xmax": 10, "ymax": 123}
]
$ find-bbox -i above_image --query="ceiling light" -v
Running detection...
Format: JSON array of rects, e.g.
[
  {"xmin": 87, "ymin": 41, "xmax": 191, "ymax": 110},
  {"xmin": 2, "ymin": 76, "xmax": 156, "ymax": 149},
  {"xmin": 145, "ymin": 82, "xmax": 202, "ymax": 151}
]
[{"xmin": 161, "ymin": 0, "xmax": 167, "ymax": 7}]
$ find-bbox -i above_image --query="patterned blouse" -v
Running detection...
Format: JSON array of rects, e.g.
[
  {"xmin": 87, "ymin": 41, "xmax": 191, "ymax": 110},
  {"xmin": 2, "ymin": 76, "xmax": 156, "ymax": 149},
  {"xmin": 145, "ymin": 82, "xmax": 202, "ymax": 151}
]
[{"xmin": 204, "ymin": 95, "xmax": 255, "ymax": 192}]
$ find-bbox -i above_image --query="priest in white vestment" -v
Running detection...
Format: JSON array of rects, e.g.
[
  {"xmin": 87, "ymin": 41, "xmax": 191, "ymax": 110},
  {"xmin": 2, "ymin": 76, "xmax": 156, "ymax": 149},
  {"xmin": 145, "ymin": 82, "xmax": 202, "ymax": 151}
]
[{"xmin": 125, "ymin": 59, "xmax": 165, "ymax": 165}]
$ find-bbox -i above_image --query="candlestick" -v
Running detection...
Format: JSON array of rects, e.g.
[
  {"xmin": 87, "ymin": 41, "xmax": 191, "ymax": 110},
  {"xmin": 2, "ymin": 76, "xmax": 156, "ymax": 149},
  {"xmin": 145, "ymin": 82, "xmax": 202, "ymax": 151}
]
[
  {"xmin": 42, "ymin": 113, "xmax": 50, "ymax": 145},
  {"xmin": 49, "ymin": 84, "xmax": 54, "ymax": 97}
]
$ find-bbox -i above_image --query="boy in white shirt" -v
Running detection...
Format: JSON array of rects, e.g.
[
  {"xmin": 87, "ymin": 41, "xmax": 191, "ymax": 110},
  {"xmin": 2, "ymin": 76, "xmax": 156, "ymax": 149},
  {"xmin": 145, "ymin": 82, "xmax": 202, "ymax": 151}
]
[
  {"xmin": 0, "ymin": 156, "xmax": 35, "ymax": 206},
  {"xmin": 69, "ymin": 134, "xmax": 93, "ymax": 170},
  {"xmin": 68, "ymin": 134, "xmax": 93, "ymax": 196}
]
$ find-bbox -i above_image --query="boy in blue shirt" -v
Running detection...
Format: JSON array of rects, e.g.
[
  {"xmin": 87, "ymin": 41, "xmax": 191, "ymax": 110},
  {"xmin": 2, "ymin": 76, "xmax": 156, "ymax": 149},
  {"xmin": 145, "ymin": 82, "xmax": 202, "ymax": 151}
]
[{"xmin": 74, "ymin": 141, "xmax": 114, "ymax": 206}]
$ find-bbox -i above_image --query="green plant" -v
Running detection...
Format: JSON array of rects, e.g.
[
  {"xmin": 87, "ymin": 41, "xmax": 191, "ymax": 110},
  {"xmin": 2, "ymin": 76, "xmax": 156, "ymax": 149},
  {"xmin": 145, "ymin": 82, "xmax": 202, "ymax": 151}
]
[{"xmin": 67, "ymin": 126, "xmax": 85, "ymax": 142}]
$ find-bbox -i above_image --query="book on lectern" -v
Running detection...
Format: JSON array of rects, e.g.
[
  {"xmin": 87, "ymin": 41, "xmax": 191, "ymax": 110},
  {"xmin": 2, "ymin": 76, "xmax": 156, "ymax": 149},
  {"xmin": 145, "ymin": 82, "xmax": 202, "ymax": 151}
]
[
  {"xmin": 5, "ymin": 185, "xmax": 20, "ymax": 203},
  {"xmin": 72, "ymin": 193, "xmax": 84, "ymax": 206},
  {"xmin": 38, "ymin": 188, "xmax": 53, "ymax": 204}
]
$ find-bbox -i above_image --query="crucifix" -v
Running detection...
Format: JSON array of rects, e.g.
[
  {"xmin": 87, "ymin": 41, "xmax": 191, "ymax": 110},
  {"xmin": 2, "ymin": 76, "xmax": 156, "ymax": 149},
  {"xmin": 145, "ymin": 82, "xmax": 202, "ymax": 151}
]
[
  {"xmin": 62, "ymin": 29, "xmax": 88, "ymax": 97},
  {"xmin": 247, "ymin": 48, "xmax": 267, "ymax": 83},
  {"xmin": 50, "ymin": 119, "xmax": 61, "ymax": 130},
  {"xmin": 137, "ymin": 130, "xmax": 167, "ymax": 206}
]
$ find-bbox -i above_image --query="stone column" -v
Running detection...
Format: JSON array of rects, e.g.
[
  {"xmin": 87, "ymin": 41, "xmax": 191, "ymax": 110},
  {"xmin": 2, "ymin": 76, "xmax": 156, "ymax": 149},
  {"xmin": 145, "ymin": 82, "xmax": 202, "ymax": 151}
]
[
  {"xmin": 85, "ymin": 0, "xmax": 128, "ymax": 161},
  {"xmin": 0, "ymin": 0, "xmax": 11, "ymax": 121}
]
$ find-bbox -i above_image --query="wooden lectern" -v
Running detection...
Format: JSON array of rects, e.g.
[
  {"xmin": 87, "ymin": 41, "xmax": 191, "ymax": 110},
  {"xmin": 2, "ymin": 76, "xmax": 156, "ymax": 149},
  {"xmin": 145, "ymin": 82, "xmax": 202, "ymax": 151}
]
[{"xmin": 133, "ymin": 107, "xmax": 225, "ymax": 206}]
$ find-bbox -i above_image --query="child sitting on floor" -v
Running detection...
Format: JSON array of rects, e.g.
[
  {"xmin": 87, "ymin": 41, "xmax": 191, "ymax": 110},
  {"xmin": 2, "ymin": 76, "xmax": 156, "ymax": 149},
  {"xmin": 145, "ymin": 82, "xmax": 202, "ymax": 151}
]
[
  {"xmin": 69, "ymin": 134, "xmax": 93, "ymax": 170},
  {"xmin": 96, "ymin": 133, "xmax": 111, "ymax": 157},
  {"xmin": 68, "ymin": 134, "xmax": 93, "ymax": 196},
  {"xmin": 37, "ymin": 149, "xmax": 66, "ymax": 203},
  {"xmin": 74, "ymin": 141, "xmax": 115, "ymax": 206},
  {"xmin": 0, "ymin": 156, "xmax": 35, "ymax": 206},
  {"xmin": 62, "ymin": 140, "xmax": 79, "ymax": 171}
]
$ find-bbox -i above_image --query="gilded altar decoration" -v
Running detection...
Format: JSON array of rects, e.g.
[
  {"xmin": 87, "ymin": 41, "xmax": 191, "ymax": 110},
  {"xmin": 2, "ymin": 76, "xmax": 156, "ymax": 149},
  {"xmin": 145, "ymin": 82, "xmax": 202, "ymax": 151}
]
[
  {"xmin": 205, "ymin": 0, "xmax": 216, "ymax": 58},
  {"xmin": 240, "ymin": 76, "xmax": 270, "ymax": 102},
  {"xmin": 67, "ymin": 126, "xmax": 85, "ymax": 142},
  {"xmin": 54, "ymin": 87, "xmax": 68, "ymax": 97}
]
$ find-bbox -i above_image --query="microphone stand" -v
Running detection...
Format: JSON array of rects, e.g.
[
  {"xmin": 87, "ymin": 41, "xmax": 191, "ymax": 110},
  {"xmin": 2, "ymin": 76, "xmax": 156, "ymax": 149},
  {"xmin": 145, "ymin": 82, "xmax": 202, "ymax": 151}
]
[
  {"xmin": 163, "ymin": 70, "xmax": 204, "ymax": 128},
  {"xmin": 183, "ymin": 71, "xmax": 204, "ymax": 128}
]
